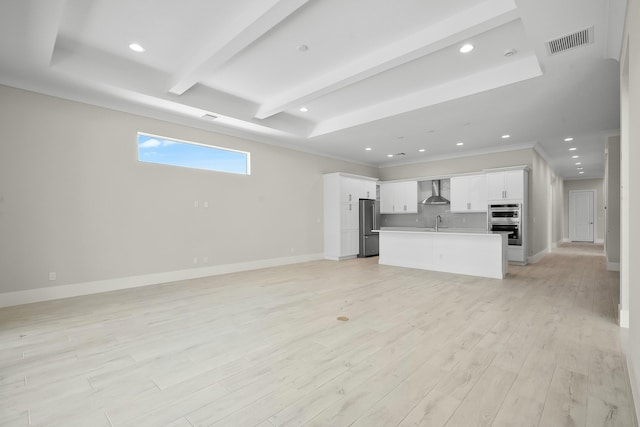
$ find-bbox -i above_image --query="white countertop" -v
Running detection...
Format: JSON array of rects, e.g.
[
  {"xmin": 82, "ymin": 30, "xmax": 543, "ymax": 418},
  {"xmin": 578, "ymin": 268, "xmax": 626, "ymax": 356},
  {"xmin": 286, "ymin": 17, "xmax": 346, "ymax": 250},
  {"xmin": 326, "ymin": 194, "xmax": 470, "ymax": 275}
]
[{"xmin": 377, "ymin": 226, "xmax": 500, "ymax": 236}]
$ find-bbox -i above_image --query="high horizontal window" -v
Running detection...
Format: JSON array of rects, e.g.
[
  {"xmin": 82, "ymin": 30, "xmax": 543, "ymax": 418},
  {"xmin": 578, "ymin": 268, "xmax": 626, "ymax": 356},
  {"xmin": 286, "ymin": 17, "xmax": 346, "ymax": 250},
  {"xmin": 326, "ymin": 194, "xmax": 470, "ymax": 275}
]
[{"xmin": 137, "ymin": 133, "xmax": 250, "ymax": 175}]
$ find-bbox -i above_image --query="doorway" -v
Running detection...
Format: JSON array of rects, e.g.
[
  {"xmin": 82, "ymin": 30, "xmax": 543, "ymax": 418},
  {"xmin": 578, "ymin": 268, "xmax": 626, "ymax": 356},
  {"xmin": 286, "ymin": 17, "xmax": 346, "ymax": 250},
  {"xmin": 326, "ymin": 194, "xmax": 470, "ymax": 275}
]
[{"xmin": 569, "ymin": 190, "xmax": 595, "ymax": 242}]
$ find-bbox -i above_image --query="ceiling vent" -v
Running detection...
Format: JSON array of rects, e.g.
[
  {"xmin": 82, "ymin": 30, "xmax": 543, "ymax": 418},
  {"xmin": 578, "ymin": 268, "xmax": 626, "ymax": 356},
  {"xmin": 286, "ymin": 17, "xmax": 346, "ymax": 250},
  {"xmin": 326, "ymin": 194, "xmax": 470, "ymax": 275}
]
[
  {"xmin": 545, "ymin": 26, "xmax": 594, "ymax": 55},
  {"xmin": 201, "ymin": 113, "xmax": 218, "ymax": 121}
]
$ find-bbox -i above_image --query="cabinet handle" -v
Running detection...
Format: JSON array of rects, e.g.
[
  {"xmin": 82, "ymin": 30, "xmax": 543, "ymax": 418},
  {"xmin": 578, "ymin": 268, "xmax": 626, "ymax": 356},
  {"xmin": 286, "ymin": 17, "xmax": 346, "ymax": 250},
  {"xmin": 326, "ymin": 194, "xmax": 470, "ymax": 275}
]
[
  {"xmin": 349, "ymin": 204, "xmax": 352, "ymax": 211},
  {"xmin": 467, "ymin": 202, "xmax": 471, "ymax": 210},
  {"xmin": 349, "ymin": 194, "xmax": 352, "ymax": 201},
  {"xmin": 404, "ymin": 204, "xmax": 407, "ymax": 211}
]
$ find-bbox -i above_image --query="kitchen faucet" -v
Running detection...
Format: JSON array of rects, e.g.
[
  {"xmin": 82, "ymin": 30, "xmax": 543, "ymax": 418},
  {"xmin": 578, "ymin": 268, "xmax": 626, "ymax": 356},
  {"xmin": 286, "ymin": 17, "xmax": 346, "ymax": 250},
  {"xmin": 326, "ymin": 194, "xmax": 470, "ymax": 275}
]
[{"xmin": 436, "ymin": 215, "xmax": 442, "ymax": 232}]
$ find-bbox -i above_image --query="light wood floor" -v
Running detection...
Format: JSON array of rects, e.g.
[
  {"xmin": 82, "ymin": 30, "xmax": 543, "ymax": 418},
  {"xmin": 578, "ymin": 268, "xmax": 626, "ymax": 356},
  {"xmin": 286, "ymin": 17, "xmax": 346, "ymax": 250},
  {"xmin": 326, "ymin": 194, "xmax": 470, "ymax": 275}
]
[{"xmin": 1, "ymin": 244, "xmax": 637, "ymax": 426}]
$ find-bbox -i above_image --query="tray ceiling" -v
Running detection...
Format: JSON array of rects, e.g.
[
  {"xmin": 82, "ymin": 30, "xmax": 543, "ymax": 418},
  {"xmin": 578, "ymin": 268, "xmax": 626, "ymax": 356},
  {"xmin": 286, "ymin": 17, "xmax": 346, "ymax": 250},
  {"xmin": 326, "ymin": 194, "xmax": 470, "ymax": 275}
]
[{"xmin": 0, "ymin": 0, "xmax": 625, "ymax": 178}]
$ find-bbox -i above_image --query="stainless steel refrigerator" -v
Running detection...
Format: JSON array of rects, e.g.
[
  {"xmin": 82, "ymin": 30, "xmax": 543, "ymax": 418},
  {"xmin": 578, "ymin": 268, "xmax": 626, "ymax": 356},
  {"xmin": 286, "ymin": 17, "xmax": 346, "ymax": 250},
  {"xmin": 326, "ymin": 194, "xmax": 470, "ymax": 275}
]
[{"xmin": 358, "ymin": 199, "xmax": 379, "ymax": 257}]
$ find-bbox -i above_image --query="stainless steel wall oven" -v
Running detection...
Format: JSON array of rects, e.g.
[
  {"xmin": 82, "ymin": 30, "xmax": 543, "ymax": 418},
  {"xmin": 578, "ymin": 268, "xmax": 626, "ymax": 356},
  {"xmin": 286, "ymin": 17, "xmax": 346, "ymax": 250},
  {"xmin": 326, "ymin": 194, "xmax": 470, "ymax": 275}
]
[{"xmin": 489, "ymin": 203, "xmax": 522, "ymax": 246}]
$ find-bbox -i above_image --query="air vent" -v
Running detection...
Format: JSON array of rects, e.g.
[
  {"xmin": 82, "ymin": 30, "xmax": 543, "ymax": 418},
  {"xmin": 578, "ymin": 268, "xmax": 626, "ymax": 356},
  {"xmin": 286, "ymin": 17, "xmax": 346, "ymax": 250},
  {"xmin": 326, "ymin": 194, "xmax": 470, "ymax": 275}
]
[
  {"xmin": 201, "ymin": 113, "xmax": 218, "ymax": 121},
  {"xmin": 545, "ymin": 26, "xmax": 594, "ymax": 55},
  {"xmin": 394, "ymin": 152, "xmax": 406, "ymax": 156}
]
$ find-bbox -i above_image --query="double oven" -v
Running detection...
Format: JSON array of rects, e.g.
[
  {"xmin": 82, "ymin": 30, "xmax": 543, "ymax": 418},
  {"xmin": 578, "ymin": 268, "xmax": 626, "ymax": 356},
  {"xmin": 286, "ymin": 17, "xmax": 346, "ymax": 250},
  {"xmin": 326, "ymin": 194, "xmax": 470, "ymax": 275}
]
[{"xmin": 488, "ymin": 203, "xmax": 522, "ymax": 246}]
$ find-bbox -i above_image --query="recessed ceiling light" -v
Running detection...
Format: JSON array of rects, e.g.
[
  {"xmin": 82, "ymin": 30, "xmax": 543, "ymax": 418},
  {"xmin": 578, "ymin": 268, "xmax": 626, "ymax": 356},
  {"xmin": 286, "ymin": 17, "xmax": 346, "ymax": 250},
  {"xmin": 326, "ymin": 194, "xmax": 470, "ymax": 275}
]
[
  {"xmin": 564, "ymin": 137, "xmax": 574, "ymax": 142},
  {"xmin": 298, "ymin": 44, "xmax": 309, "ymax": 52},
  {"xmin": 503, "ymin": 48, "xmax": 517, "ymax": 57},
  {"xmin": 129, "ymin": 43, "xmax": 145, "ymax": 52},
  {"xmin": 299, "ymin": 107, "xmax": 308, "ymax": 112},
  {"xmin": 575, "ymin": 162, "xmax": 582, "ymax": 165},
  {"xmin": 459, "ymin": 44, "xmax": 474, "ymax": 53},
  {"xmin": 387, "ymin": 154, "xmax": 394, "ymax": 158},
  {"xmin": 571, "ymin": 155, "xmax": 579, "ymax": 159},
  {"xmin": 365, "ymin": 147, "xmax": 372, "ymax": 151},
  {"xmin": 577, "ymin": 167, "xmax": 584, "ymax": 170},
  {"xmin": 579, "ymin": 171, "xmax": 585, "ymax": 174},
  {"xmin": 456, "ymin": 142, "xmax": 464, "ymax": 146},
  {"xmin": 501, "ymin": 134, "xmax": 510, "ymax": 139},
  {"xmin": 569, "ymin": 147, "xmax": 577, "ymax": 151},
  {"xmin": 419, "ymin": 149, "xmax": 426, "ymax": 152}
]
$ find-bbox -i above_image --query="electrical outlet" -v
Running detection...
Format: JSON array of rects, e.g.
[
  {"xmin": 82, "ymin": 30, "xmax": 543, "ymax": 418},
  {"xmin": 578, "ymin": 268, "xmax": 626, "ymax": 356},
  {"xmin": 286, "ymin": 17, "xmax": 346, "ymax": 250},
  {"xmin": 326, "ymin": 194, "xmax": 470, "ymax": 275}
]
[
  {"xmin": 49, "ymin": 272, "xmax": 56, "ymax": 281},
  {"xmin": 203, "ymin": 256, "xmax": 209, "ymax": 264},
  {"xmin": 193, "ymin": 257, "xmax": 198, "ymax": 264},
  {"xmin": 204, "ymin": 201, "xmax": 209, "ymax": 208}
]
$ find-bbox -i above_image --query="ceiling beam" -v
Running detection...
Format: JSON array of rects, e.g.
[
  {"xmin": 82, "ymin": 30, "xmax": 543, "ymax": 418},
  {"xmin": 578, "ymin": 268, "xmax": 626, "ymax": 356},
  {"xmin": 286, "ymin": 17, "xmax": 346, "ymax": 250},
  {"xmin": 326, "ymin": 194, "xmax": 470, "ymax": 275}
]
[
  {"xmin": 168, "ymin": 0, "xmax": 310, "ymax": 96},
  {"xmin": 255, "ymin": 0, "xmax": 520, "ymax": 119},
  {"xmin": 24, "ymin": 0, "xmax": 67, "ymax": 67},
  {"xmin": 309, "ymin": 54, "xmax": 543, "ymax": 138}
]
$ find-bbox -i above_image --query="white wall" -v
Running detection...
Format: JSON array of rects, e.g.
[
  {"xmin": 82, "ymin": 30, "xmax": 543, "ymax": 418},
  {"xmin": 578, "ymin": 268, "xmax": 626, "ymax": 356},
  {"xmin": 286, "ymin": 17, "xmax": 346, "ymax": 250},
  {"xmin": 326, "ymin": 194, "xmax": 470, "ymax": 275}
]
[
  {"xmin": 378, "ymin": 149, "xmax": 533, "ymax": 181},
  {"xmin": 605, "ymin": 136, "xmax": 621, "ymax": 266},
  {"xmin": 553, "ymin": 177, "xmax": 565, "ymax": 246},
  {"xmin": 563, "ymin": 178, "xmax": 605, "ymax": 242},
  {"xmin": 0, "ymin": 85, "xmax": 377, "ymax": 298},
  {"xmin": 530, "ymin": 150, "xmax": 564, "ymax": 257},
  {"xmin": 621, "ymin": 0, "xmax": 640, "ymax": 419}
]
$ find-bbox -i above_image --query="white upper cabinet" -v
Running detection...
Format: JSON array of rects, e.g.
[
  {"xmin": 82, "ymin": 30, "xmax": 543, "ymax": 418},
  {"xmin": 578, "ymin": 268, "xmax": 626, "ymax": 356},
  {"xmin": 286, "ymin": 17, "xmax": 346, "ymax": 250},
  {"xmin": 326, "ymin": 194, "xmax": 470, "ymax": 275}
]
[
  {"xmin": 379, "ymin": 183, "xmax": 395, "ymax": 214},
  {"xmin": 450, "ymin": 174, "xmax": 487, "ymax": 212},
  {"xmin": 379, "ymin": 181, "xmax": 418, "ymax": 214},
  {"xmin": 340, "ymin": 177, "xmax": 358, "ymax": 203},
  {"xmin": 486, "ymin": 170, "xmax": 525, "ymax": 202},
  {"xmin": 339, "ymin": 177, "xmax": 376, "ymax": 202},
  {"xmin": 358, "ymin": 179, "xmax": 377, "ymax": 200}
]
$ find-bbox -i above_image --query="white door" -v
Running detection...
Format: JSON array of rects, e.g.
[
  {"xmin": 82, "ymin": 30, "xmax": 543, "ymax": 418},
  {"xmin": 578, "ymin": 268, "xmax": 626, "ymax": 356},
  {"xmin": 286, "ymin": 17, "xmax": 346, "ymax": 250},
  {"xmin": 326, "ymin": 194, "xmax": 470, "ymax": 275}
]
[{"xmin": 569, "ymin": 190, "xmax": 595, "ymax": 242}]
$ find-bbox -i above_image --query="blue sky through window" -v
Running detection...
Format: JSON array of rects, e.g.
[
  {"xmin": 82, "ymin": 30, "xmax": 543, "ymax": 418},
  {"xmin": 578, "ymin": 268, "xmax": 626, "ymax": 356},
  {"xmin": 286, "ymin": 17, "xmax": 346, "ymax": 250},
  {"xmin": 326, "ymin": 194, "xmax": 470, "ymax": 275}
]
[{"xmin": 137, "ymin": 133, "xmax": 250, "ymax": 175}]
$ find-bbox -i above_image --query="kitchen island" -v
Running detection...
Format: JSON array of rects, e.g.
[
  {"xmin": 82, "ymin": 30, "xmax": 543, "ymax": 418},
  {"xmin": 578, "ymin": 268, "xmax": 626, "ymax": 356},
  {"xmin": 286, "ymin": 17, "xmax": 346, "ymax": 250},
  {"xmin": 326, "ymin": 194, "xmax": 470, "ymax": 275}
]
[{"xmin": 378, "ymin": 227, "xmax": 508, "ymax": 279}]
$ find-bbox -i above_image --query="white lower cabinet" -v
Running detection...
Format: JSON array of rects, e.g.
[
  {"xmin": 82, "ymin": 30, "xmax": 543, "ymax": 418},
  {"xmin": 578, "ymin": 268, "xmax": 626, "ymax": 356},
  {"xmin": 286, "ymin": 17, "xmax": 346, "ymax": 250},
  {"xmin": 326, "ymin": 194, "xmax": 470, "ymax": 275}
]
[
  {"xmin": 450, "ymin": 174, "xmax": 487, "ymax": 212},
  {"xmin": 324, "ymin": 173, "xmax": 378, "ymax": 260},
  {"xmin": 379, "ymin": 181, "xmax": 418, "ymax": 214}
]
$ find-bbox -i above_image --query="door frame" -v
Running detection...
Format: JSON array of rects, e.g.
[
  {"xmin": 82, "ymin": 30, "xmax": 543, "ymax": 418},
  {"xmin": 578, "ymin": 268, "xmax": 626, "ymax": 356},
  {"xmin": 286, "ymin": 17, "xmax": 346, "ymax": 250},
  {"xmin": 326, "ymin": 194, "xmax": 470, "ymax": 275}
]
[{"xmin": 569, "ymin": 189, "xmax": 595, "ymax": 242}]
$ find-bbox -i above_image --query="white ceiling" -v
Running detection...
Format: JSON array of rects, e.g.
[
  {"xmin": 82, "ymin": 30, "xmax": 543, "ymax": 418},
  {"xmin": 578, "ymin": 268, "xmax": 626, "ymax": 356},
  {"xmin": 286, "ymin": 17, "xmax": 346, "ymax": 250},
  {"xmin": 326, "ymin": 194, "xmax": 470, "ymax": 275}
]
[{"xmin": 0, "ymin": 0, "xmax": 625, "ymax": 179}]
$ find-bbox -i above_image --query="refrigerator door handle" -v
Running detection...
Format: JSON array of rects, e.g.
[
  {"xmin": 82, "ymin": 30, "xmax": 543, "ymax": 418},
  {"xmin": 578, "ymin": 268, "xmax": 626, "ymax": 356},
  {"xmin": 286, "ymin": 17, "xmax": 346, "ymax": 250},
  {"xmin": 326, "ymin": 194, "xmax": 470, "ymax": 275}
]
[{"xmin": 372, "ymin": 204, "xmax": 377, "ymax": 230}]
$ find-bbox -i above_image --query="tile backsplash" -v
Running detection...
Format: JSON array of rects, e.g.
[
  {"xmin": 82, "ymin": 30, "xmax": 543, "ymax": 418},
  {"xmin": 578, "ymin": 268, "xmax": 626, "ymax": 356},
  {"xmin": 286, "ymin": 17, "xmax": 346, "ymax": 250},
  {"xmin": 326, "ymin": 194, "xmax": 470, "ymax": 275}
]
[{"xmin": 380, "ymin": 179, "xmax": 488, "ymax": 229}]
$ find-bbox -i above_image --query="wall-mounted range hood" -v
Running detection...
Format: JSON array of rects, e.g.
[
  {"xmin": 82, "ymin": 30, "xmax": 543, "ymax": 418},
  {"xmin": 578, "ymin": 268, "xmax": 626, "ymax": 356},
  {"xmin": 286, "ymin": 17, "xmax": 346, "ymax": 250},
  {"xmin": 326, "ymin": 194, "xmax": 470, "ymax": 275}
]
[{"xmin": 420, "ymin": 180, "xmax": 449, "ymax": 205}]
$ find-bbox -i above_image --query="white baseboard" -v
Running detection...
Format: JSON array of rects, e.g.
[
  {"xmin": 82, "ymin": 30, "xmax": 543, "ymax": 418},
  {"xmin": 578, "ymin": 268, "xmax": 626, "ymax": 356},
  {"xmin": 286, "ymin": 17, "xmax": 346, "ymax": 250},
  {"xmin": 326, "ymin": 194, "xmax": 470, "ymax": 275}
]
[
  {"xmin": 620, "ymin": 309, "xmax": 630, "ymax": 328},
  {"xmin": 528, "ymin": 248, "xmax": 550, "ymax": 264},
  {"xmin": 0, "ymin": 253, "xmax": 324, "ymax": 308},
  {"xmin": 607, "ymin": 261, "xmax": 621, "ymax": 271},
  {"xmin": 562, "ymin": 237, "xmax": 604, "ymax": 244}
]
